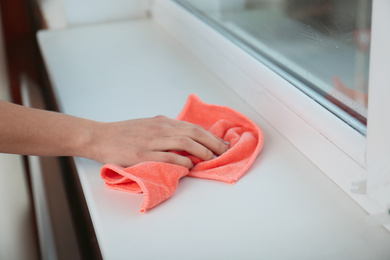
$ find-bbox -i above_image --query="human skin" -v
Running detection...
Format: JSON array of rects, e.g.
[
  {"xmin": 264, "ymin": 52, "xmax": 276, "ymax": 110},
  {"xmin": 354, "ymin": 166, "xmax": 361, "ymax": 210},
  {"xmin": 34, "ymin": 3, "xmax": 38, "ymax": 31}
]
[{"xmin": 0, "ymin": 100, "xmax": 229, "ymax": 168}]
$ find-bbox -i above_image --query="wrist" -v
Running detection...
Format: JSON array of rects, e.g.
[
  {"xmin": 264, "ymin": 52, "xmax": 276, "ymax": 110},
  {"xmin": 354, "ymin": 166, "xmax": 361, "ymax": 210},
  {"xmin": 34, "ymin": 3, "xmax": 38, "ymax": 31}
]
[{"xmin": 71, "ymin": 119, "xmax": 103, "ymax": 162}]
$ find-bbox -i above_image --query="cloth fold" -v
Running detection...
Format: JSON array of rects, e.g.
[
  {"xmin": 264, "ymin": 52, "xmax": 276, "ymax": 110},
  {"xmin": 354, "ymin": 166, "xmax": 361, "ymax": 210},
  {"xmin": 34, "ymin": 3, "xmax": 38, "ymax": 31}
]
[{"xmin": 101, "ymin": 94, "xmax": 264, "ymax": 212}]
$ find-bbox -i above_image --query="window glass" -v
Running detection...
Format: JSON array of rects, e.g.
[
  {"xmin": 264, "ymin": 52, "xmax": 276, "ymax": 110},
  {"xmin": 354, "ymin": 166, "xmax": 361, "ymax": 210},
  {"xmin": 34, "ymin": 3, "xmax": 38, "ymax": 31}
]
[{"xmin": 176, "ymin": 0, "xmax": 371, "ymax": 134}]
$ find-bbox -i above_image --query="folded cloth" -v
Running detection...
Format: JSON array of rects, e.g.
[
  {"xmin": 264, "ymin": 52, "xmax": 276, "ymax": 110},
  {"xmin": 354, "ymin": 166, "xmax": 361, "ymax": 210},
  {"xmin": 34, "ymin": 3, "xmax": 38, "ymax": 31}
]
[{"xmin": 101, "ymin": 94, "xmax": 264, "ymax": 212}]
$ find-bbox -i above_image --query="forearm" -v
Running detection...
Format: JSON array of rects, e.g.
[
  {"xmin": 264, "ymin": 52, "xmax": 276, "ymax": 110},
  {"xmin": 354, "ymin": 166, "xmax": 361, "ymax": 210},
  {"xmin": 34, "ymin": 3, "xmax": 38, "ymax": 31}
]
[
  {"xmin": 0, "ymin": 100, "xmax": 96, "ymax": 158},
  {"xmin": 0, "ymin": 100, "xmax": 228, "ymax": 168}
]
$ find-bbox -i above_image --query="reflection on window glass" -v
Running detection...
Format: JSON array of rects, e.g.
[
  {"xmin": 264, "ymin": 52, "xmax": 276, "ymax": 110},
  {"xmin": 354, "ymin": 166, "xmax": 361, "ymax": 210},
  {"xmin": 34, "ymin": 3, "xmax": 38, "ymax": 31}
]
[{"xmin": 177, "ymin": 0, "xmax": 371, "ymax": 133}]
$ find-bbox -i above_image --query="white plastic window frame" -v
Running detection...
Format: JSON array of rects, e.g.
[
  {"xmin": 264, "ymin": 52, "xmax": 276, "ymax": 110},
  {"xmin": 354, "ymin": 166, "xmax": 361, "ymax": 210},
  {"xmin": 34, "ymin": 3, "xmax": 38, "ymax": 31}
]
[{"xmin": 151, "ymin": 0, "xmax": 390, "ymax": 218}]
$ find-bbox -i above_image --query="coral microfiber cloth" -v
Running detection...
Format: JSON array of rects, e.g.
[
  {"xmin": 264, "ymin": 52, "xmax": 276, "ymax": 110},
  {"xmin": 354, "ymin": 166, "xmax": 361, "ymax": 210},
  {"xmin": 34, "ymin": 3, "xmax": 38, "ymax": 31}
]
[{"xmin": 101, "ymin": 94, "xmax": 264, "ymax": 212}]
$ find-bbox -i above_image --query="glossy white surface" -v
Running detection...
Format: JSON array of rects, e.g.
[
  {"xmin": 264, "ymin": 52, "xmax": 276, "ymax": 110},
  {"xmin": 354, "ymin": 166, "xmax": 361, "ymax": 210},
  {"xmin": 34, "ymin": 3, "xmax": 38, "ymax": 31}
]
[{"xmin": 38, "ymin": 19, "xmax": 390, "ymax": 259}]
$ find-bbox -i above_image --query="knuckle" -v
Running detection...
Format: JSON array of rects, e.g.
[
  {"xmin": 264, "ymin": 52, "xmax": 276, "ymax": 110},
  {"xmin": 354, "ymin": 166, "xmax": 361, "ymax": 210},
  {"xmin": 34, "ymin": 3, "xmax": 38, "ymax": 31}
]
[
  {"xmin": 162, "ymin": 152, "xmax": 174, "ymax": 162},
  {"xmin": 190, "ymin": 126, "xmax": 204, "ymax": 138},
  {"xmin": 150, "ymin": 116, "xmax": 170, "ymax": 133},
  {"xmin": 160, "ymin": 152, "xmax": 176, "ymax": 164},
  {"xmin": 177, "ymin": 136, "xmax": 192, "ymax": 147},
  {"xmin": 153, "ymin": 115, "xmax": 167, "ymax": 122}
]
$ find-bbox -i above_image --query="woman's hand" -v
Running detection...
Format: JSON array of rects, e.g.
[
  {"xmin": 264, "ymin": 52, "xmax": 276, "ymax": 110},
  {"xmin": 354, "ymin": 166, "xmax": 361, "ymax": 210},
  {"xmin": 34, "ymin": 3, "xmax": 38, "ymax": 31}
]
[
  {"xmin": 0, "ymin": 101, "xmax": 227, "ymax": 168},
  {"xmin": 87, "ymin": 115, "xmax": 229, "ymax": 168}
]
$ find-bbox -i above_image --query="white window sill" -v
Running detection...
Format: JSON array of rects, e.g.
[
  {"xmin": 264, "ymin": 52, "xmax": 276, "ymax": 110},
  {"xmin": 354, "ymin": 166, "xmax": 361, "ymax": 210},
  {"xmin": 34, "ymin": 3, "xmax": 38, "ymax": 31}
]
[{"xmin": 37, "ymin": 15, "xmax": 390, "ymax": 258}]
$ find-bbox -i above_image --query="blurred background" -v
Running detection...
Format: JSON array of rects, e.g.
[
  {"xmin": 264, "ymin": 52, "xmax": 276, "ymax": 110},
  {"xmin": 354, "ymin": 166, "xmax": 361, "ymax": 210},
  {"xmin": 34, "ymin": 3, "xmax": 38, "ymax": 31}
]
[{"xmin": 1, "ymin": 1, "xmax": 47, "ymax": 259}]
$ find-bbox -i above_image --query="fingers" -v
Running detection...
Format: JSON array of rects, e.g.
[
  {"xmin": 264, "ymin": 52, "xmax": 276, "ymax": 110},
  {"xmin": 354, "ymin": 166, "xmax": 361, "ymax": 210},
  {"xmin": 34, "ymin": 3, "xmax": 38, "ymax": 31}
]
[
  {"xmin": 146, "ymin": 151, "xmax": 194, "ymax": 169},
  {"xmin": 180, "ymin": 125, "xmax": 229, "ymax": 156},
  {"xmin": 160, "ymin": 117, "xmax": 229, "ymax": 156},
  {"xmin": 153, "ymin": 136, "xmax": 215, "ymax": 162}
]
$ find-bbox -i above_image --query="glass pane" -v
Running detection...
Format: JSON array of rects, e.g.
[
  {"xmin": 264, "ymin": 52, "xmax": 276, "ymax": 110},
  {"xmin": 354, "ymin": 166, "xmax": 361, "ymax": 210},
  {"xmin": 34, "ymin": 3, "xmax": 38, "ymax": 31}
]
[{"xmin": 176, "ymin": 0, "xmax": 371, "ymax": 134}]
